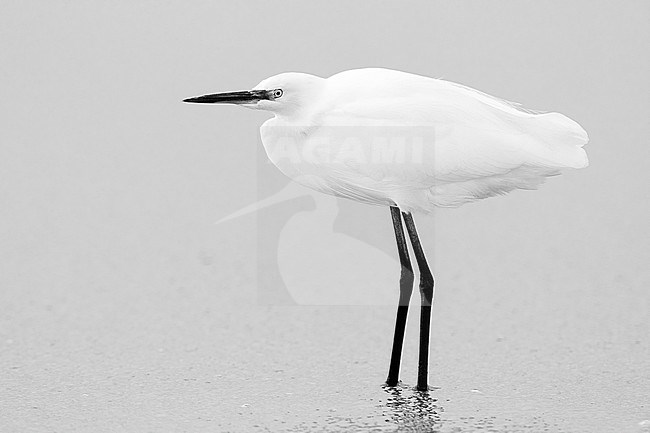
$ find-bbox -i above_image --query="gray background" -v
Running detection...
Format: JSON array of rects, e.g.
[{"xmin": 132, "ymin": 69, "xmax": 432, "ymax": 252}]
[{"xmin": 1, "ymin": 1, "xmax": 648, "ymax": 432}]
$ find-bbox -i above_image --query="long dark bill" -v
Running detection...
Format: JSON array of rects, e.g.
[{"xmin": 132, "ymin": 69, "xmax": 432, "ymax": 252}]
[{"xmin": 183, "ymin": 90, "xmax": 268, "ymax": 104}]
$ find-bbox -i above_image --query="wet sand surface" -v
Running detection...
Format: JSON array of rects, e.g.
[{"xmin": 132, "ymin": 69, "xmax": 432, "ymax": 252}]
[{"xmin": 1, "ymin": 199, "xmax": 648, "ymax": 432}]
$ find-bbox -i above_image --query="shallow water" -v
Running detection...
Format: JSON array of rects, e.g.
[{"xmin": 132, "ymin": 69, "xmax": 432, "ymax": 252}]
[{"xmin": 2, "ymin": 234, "xmax": 647, "ymax": 433}]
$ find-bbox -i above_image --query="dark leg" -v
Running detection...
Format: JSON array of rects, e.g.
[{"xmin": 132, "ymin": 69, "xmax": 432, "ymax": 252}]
[
  {"xmin": 386, "ymin": 206, "xmax": 414, "ymax": 387},
  {"xmin": 402, "ymin": 212, "xmax": 434, "ymax": 391}
]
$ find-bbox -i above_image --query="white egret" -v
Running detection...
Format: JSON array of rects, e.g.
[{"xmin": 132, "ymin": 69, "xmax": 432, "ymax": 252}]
[{"xmin": 184, "ymin": 68, "xmax": 589, "ymax": 391}]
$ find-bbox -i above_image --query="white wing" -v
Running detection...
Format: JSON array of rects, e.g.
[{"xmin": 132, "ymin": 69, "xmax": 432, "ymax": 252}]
[{"xmin": 302, "ymin": 69, "xmax": 589, "ymax": 209}]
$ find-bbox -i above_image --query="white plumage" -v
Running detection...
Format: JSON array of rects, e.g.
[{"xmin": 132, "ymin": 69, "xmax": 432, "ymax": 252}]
[{"xmin": 251, "ymin": 68, "xmax": 588, "ymax": 211}]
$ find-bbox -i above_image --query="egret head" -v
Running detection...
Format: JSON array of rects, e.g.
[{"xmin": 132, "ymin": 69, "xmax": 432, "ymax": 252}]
[{"xmin": 183, "ymin": 72, "xmax": 325, "ymax": 117}]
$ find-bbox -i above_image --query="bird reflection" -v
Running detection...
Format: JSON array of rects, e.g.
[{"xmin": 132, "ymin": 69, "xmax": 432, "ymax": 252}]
[{"xmin": 381, "ymin": 383, "xmax": 443, "ymax": 431}]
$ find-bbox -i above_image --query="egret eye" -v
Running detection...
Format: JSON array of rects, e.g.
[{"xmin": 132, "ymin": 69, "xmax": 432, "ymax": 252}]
[{"xmin": 273, "ymin": 89, "xmax": 283, "ymax": 99}]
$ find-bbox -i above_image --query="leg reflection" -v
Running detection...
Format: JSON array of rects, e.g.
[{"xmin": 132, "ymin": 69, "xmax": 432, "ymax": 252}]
[{"xmin": 381, "ymin": 383, "xmax": 443, "ymax": 431}]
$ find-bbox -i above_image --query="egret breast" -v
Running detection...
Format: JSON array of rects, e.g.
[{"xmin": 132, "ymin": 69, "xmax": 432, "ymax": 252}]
[{"xmin": 260, "ymin": 117, "xmax": 407, "ymax": 207}]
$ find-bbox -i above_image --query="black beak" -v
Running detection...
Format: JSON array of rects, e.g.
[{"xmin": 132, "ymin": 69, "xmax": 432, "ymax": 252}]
[{"xmin": 183, "ymin": 90, "xmax": 268, "ymax": 104}]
